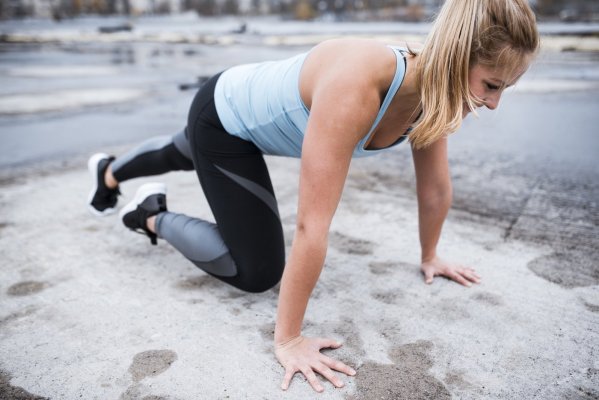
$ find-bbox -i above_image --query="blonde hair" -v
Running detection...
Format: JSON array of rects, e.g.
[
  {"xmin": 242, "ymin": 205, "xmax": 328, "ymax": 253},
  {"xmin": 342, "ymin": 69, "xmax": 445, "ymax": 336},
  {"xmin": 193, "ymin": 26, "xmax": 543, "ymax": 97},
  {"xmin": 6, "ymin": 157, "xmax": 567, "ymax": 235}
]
[{"xmin": 409, "ymin": 0, "xmax": 540, "ymax": 149}]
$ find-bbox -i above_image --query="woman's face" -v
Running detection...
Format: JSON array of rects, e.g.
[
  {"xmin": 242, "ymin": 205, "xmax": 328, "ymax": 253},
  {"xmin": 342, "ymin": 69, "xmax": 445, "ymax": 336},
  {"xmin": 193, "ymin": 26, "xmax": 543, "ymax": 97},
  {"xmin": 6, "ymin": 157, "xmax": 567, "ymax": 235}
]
[{"xmin": 463, "ymin": 60, "xmax": 530, "ymax": 118}]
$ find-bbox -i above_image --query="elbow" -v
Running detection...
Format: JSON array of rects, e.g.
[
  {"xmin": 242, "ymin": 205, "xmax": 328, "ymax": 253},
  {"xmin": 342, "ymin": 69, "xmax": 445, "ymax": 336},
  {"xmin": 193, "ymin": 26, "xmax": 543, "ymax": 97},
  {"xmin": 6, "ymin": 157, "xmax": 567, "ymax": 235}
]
[
  {"xmin": 419, "ymin": 185, "xmax": 452, "ymax": 211},
  {"xmin": 295, "ymin": 219, "xmax": 330, "ymax": 249}
]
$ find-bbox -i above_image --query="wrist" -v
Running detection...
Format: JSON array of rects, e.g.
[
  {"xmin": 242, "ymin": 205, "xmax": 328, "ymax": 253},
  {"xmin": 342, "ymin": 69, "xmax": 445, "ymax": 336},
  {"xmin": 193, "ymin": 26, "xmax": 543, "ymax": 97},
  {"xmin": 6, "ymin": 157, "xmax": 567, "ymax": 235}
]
[
  {"xmin": 421, "ymin": 251, "xmax": 437, "ymax": 263},
  {"xmin": 274, "ymin": 335, "xmax": 303, "ymax": 349},
  {"xmin": 274, "ymin": 327, "xmax": 301, "ymax": 346}
]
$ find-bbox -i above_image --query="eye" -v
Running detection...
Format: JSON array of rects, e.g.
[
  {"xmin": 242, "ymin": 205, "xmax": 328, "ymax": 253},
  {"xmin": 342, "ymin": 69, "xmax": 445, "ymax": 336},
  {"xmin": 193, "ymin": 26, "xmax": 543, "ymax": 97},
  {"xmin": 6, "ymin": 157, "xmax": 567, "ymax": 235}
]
[{"xmin": 485, "ymin": 82, "xmax": 500, "ymax": 91}]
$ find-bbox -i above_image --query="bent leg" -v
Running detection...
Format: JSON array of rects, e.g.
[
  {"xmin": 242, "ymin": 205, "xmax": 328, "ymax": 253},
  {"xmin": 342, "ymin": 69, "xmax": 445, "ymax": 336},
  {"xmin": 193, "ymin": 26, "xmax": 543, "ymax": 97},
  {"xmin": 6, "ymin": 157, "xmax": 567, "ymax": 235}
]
[
  {"xmin": 111, "ymin": 129, "xmax": 194, "ymax": 182},
  {"xmin": 156, "ymin": 212, "xmax": 237, "ymax": 278},
  {"xmin": 154, "ymin": 150, "xmax": 285, "ymax": 293},
  {"xmin": 154, "ymin": 72, "xmax": 285, "ymax": 293}
]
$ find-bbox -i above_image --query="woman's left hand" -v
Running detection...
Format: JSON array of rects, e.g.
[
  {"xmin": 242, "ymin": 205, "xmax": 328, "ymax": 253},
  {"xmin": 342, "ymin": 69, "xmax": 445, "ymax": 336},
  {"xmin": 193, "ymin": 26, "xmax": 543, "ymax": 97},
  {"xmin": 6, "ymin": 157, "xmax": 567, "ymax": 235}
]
[{"xmin": 420, "ymin": 256, "xmax": 481, "ymax": 287}]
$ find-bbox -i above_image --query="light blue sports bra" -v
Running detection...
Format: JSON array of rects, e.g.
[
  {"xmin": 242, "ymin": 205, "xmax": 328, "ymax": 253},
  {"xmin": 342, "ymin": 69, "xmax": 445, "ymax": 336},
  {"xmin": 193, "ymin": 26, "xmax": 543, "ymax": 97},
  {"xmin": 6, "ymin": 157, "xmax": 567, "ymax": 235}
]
[{"xmin": 214, "ymin": 46, "xmax": 409, "ymax": 158}]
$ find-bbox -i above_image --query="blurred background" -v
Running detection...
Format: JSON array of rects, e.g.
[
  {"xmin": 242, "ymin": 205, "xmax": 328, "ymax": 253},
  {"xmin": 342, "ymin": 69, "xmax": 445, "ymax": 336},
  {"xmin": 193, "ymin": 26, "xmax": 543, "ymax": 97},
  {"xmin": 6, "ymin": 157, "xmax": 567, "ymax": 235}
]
[{"xmin": 1, "ymin": 0, "xmax": 599, "ymax": 22}]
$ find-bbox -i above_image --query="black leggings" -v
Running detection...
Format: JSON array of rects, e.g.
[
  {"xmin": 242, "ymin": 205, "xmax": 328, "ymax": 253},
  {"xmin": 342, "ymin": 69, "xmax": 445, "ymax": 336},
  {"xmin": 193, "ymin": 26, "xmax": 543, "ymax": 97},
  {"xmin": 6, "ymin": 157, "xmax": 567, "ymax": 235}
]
[{"xmin": 111, "ymin": 73, "xmax": 285, "ymax": 293}]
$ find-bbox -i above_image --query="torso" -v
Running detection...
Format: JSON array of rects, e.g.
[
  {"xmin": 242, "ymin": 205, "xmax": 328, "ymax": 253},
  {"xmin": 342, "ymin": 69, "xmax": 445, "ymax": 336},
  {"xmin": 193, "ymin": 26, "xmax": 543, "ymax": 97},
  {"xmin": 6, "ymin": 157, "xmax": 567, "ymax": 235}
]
[{"xmin": 299, "ymin": 38, "xmax": 421, "ymax": 151}]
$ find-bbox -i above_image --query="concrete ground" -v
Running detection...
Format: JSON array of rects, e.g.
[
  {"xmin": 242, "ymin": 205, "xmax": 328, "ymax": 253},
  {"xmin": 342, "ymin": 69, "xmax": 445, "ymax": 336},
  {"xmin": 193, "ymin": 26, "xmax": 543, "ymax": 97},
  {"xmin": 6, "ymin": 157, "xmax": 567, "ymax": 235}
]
[
  {"xmin": 1, "ymin": 15, "xmax": 598, "ymax": 400},
  {"xmin": 1, "ymin": 143, "xmax": 597, "ymax": 399}
]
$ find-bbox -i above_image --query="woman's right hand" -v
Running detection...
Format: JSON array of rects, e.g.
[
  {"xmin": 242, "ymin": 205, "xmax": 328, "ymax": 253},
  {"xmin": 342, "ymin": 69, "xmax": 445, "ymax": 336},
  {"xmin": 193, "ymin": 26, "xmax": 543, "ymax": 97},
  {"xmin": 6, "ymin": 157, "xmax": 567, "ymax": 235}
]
[{"xmin": 274, "ymin": 336, "xmax": 356, "ymax": 392}]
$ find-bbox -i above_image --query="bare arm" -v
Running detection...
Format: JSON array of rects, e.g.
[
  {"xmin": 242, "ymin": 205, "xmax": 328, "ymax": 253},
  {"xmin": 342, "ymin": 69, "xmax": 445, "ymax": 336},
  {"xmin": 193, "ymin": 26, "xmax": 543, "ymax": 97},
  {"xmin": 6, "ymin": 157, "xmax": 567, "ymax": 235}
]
[
  {"xmin": 411, "ymin": 138, "xmax": 481, "ymax": 286},
  {"xmin": 274, "ymin": 41, "xmax": 390, "ymax": 392},
  {"xmin": 412, "ymin": 138, "xmax": 452, "ymax": 262}
]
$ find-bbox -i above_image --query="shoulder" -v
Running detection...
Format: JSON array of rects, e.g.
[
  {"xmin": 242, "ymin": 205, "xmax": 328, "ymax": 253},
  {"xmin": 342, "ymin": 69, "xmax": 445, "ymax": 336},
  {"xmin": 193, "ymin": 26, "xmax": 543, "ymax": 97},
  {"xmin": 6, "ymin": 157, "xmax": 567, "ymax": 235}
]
[{"xmin": 299, "ymin": 38, "xmax": 398, "ymax": 108}]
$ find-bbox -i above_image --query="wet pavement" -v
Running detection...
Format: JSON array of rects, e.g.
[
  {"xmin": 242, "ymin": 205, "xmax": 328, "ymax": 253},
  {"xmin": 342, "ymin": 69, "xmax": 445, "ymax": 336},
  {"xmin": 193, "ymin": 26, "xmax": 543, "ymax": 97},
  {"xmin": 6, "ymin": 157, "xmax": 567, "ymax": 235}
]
[{"xmin": 0, "ymin": 16, "xmax": 598, "ymax": 400}]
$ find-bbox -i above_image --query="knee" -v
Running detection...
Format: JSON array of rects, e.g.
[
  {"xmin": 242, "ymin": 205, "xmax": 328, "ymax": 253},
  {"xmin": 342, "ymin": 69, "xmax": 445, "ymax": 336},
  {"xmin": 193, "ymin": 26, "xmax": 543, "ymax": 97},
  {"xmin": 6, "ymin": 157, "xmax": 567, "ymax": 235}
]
[
  {"xmin": 238, "ymin": 260, "xmax": 285, "ymax": 293},
  {"xmin": 164, "ymin": 144, "xmax": 194, "ymax": 171}
]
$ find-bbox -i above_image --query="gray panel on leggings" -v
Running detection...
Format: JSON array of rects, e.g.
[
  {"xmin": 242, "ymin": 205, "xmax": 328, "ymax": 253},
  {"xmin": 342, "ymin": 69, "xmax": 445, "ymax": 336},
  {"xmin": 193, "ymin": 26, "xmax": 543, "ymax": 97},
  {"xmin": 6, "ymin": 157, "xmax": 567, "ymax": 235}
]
[
  {"xmin": 192, "ymin": 252, "xmax": 238, "ymax": 278},
  {"xmin": 155, "ymin": 211, "xmax": 237, "ymax": 277},
  {"xmin": 172, "ymin": 129, "xmax": 192, "ymax": 160},
  {"xmin": 213, "ymin": 164, "xmax": 280, "ymax": 219},
  {"xmin": 111, "ymin": 135, "xmax": 172, "ymax": 174}
]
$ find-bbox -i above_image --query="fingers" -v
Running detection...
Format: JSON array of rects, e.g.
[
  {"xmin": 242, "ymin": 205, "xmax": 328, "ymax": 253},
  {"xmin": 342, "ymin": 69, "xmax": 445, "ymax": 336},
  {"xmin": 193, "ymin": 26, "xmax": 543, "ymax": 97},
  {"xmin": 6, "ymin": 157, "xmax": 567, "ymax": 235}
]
[
  {"xmin": 277, "ymin": 336, "xmax": 357, "ymax": 393},
  {"xmin": 281, "ymin": 367, "xmax": 296, "ymax": 391},
  {"xmin": 459, "ymin": 267, "xmax": 481, "ymax": 284},
  {"xmin": 421, "ymin": 257, "xmax": 481, "ymax": 287},
  {"xmin": 300, "ymin": 366, "xmax": 324, "ymax": 392},
  {"xmin": 316, "ymin": 337, "xmax": 342, "ymax": 349},
  {"xmin": 448, "ymin": 270, "xmax": 472, "ymax": 287},
  {"xmin": 423, "ymin": 268, "xmax": 434, "ymax": 284},
  {"xmin": 313, "ymin": 362, "xmax": 345, "ymax": 388},
  {"xmin": 320, "ymin": 354, "xmax": 356, "ymax": 376}
]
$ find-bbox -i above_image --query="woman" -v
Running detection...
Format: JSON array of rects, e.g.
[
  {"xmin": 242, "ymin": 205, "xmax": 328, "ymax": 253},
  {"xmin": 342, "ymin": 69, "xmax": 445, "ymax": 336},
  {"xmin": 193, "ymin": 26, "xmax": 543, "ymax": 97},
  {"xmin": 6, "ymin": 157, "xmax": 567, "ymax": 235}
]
[{"xmin": 87, "ymin": 0, "xmax": 539, "ymax": 392}]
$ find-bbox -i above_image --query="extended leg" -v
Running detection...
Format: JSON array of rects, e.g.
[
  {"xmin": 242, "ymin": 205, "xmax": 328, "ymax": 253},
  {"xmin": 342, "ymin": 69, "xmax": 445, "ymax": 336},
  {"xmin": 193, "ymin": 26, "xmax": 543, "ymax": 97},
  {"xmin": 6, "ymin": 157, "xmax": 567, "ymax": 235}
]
[
  {"xmin": 111, "ymin": 129, "xmax": 194, "ymax": 182},
  {"xmin": 88, "ymin": 130, "xmax": 194, "ymax": 216}
]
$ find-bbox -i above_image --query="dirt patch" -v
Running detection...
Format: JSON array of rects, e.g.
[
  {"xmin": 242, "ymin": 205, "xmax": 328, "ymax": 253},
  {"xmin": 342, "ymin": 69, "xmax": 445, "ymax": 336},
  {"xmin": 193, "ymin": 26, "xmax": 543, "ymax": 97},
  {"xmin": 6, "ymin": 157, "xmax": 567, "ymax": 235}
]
[
  {"xmin": 0, "ymin": 306, "xmax": 38, "ymax": 327},
  {"xmin": 329, "ymin": 231, "xmax": 375, "ymax": 256},
  {"xmin": 6, "ymin": 281, "xmax": 49, "ymax": 296},
  {"xmin": 175, "ymin": 275, "xmax": 221, "ymax": 291},
  {"xmin": 527, "ymin": 251, "xmax": 599, "ymax": 288},
  {"xmin": 443, "ymin": 371, "xmax": 474, "ymax": 391},
  {"xmin": 583, "ymin": 301, "xmax": 599, "ymax": 313},
  {"xmin": 436, "ymin": 300, "xmax": 471, "ymax": 321},
  {"xmin": 0, "ymin": 370, "xmax": 48, "ymax": 400},
  {"xmin": 128, "ymin": 350, "xmax": 178, "ymax": 382},
  {"xmin": 346, "ymin": 340, "xmax": 450, "ymax": 400},
  {"xmin": 371, "ymin": 289, "xmax": 403, "ymax": 305},
  {"xmin": 470, "ymin": 291, "xmax": 504, "ymax": 306},
  {"xmin": 259, "ymin": 322, "xmax": 276, "ymax": 343},
  {"xmin": 0, "ymin": 222, "xmax": 14, "ymax": 232},
  {"xmin": 333, "ymin": 318, "xmax": 366, "ymax": 357},
  {"xmin": 368, "ymin": 261, "xmax": 396, "ymax": 275}
]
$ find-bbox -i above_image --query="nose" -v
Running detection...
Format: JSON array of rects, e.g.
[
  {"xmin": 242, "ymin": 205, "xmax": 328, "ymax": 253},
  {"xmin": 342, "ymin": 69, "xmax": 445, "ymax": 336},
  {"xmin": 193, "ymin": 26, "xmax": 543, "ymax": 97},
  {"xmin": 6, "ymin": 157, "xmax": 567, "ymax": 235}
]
[{"xmin": 485, "ymin": 92, "xmax": 501, "ymax": 110}]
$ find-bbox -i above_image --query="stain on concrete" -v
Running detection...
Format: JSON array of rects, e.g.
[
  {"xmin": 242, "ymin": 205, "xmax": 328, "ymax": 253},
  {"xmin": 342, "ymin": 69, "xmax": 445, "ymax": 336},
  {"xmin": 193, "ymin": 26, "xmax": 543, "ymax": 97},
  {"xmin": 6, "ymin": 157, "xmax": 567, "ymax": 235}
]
[
  {"xmin": 0, "ymin": 306, "xmax": 38, "ymax": 327},
  {"xmin": 83, "ymin": 225, "xmax": 100, "ymax": 232},
  {"xmin": 346, "ymin": 340, "xmax": 450, "ymax": 400},
  {"xmin": 562, "ymin": 386, "xmax": 599, "ymax": 400},
  {"xmin": 368, "ymin": 261, "xmax": 415, "ymax": 276},
  {"xmin": 470, "ymin": 291, "xmax": 504, "ymax": 306},
  {"xmin": 443, "ymin": 371, "xmax": 474, "ymax": 391},
  {"xmin": 128, "ymin": 350, "xmax": 178, "ymax": 382},
  {"xmin": 223, "ymin": 289, "xmax": 246, "ymax": 300},
  {"xmin": 527, "ymin": 251, "xmax": 599, "ymax": 288},
  {"xmin": 436, "ymin": 301, "xmax": 471, "ymax": 321},
  {"xmin": 371, "ymin": 289, "xmax": 403, "ymax": 305},
  {"xmin": 333, "ymin": 318, "xmax": 365, "ymax": 359},
  {"xmin": 176, "ymin": 275, "xmax": 220, "ymax": 291},
  {"xmin": 583, "ymin": 301, "xmax": 599, "ymax": 313},
  {"xmin": 0, "ymin": 175, "xmax": 20, "ymax": 187},
  {"xmin": 0, "ymin": 370, "xmax": 48, "ymax": 400},
  {"xmin": 0, "ymin": 221, "xmax": 14, "ymax": 231},
  {"xmin": 259, "ymin": 322, "xmax": 276, "ymax": 343},
  {"xmin": 368, "ymin": 261, "xmax": 395, "ymax": 275},
  {"xmin": 258, "ymin": 322, "xmax": 276, "ymax": 354},
  {"xmin": 120, "ymin": 383, "xmax": 142, "ymax": 400},
  {"xmin": 330, "ymin": 231, "xmax": 375, "ymax": 256},
  {"xmin": 7, "ymin": 281, "xmax": 48, "ymax": 296}
]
